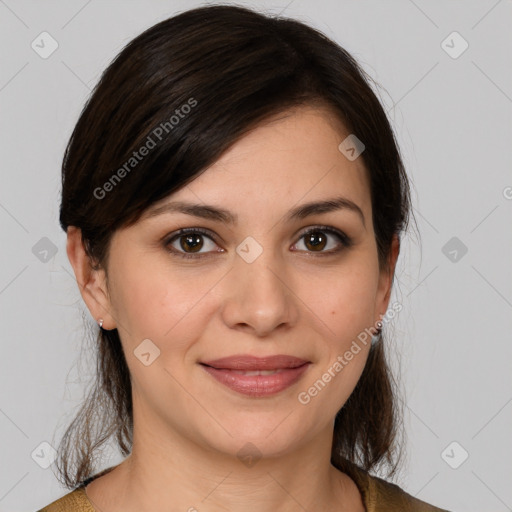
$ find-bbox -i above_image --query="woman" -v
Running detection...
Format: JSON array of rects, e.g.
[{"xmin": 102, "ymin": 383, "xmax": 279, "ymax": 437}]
[{"xmin": 38, "ymin": 4, "xmax": 451, "ymax": 511}]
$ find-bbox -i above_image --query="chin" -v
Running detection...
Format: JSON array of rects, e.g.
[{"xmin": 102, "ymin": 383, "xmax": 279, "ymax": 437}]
[{"xmin": 192, "ymin": 411, "xmax": 315, "ymax": 461}]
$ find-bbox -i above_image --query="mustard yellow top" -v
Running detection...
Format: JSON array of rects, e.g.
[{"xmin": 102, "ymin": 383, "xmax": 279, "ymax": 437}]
[{"xmin": 36, "ymin": 462, "xmax": 451, "ymax": 511}]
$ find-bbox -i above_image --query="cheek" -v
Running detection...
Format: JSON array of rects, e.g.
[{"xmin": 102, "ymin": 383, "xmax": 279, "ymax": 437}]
[
  {"xmin": 316, "ymin": 267, "xmax": 378, "ymax": 339},
  {"xmin": 110, "ymin": 259, "xmax": 223, "ymax": 348}
]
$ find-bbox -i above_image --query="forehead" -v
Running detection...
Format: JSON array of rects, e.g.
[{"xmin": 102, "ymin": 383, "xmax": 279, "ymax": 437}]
[{"xmin": 145, "ymin": 105, "xmax": 371, "ymax": 224}]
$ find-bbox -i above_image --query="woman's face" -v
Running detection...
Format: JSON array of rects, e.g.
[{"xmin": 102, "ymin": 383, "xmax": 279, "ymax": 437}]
[{"xmin": 78, "ymin": 105, "xmax": 398, "ymax": 460}]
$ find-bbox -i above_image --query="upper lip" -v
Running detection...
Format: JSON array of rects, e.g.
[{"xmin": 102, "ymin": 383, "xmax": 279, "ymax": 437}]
[{"xmin": 200, "ymin": 355, "xmax": 310, "ymax": 371}]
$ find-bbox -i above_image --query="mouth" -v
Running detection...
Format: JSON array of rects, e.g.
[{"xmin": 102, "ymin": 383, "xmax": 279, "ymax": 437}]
[{"xmin": 199, "ymin": 355, "xmax": 311, "ymax": 397}]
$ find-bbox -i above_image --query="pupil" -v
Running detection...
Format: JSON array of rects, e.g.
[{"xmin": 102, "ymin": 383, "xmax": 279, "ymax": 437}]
[
  {"xmin": 306, "ymin": 232, "xmax": 326, "ymax": 251},
  {"xmin": 182, "ymin": 234, "xmax": 203, "ymax": 253}
]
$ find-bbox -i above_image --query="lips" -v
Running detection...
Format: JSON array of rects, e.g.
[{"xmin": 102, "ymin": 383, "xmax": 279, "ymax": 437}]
[
  {"xmin": 199, "ymin": 355, "xmax": 311, "ymax": 397},
  {"xmin": 200, "ymin": 354, "xmax": 309, "ymax": 371}
]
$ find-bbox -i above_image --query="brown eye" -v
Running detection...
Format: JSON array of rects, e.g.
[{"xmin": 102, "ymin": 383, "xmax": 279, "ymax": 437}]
[
  {"xmin": 179, "ymin": 233, "xmax": 204, "ymax": 253},
  {"xmin": 292, "ymin": 226, "xmax": 351, "ymax": 255},
  {"xmin": 303, "ymin": 231, "xmax": 328, "ymax": 251},
  {"xmin": 165, "ymin": 228, "xmax": 221, "ymax": 259}
]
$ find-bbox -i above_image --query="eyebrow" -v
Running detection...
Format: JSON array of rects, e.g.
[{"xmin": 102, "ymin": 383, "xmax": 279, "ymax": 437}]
[{"xmin": 145, "ymin": 195, "xmax": 366, "ymax": 228}]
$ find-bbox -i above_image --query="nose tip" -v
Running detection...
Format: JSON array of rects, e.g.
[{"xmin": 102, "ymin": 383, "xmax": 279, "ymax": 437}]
[{"xmin": 222, "ymin": 250, "xmax": 297, "ymax": 337}]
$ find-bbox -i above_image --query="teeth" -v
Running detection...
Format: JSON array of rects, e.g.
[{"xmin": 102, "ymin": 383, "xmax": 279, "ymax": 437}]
[{"xmin": 230, "ymin": 369, "xmax": 282, "ymax": 376}]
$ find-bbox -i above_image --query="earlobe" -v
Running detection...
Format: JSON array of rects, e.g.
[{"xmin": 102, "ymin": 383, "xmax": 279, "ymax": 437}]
[{"xmin": 66, "ymin": 226, "xmax": 115, "ymax": 330}]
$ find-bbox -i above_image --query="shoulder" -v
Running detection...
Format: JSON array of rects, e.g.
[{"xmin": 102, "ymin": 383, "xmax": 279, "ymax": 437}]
[
  {"xmin": 342, "ymin": 461, "xmax": 452, "ymax": 512},
  {"xmin": 367, "ymin": 473, "xmax": 451, "ymax": 511},
  {"xmin": 36, "ymin": 487, "xmax": 93, "ymax": 512}
]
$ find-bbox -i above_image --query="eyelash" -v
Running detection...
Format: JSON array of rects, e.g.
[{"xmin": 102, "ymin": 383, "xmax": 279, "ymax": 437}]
[{"xmin": 163, "ymin": 225, "xmax": 352, "ymax": 260}]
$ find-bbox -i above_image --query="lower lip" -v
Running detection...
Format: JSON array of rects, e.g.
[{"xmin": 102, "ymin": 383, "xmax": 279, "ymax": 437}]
[{"xmin": 200, "ymin": 363, "xmax": 310, "ymax": 397}]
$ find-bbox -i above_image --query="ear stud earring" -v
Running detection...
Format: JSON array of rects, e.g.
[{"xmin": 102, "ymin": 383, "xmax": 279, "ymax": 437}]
[
  {"xmin": 98, "ymin": 318, "xmax": 104, "ymax": 329},
  {"xmin": 371, "ymin": 320, "xmax": 383, "ymax": 346}
]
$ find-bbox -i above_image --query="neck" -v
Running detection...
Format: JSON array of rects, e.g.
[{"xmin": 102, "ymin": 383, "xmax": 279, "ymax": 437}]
[{"xmin": 85, "ymin": 416, "xmax": 363, "ymax": 512}]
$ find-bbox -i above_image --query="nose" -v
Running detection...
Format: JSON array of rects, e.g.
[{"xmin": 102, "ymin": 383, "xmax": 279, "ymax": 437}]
[{"xmin": 220, "ymin": 242, "xmax": 300, "ymax": 338}]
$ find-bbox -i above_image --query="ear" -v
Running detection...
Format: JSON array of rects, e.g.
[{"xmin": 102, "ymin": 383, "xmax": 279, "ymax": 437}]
[
  {"xmin": 374, "ymin": 233, "xmax": 400, "ymax": 324},
  {"xmin": 66, "ymin": 226, "xmax": 116, "ymax": 330}
]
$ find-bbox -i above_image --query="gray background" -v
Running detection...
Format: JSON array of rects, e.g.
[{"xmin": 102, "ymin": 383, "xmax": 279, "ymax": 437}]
[{"xmin": 1, "ymin": 1, "xmax": 511, "ymax": 511}]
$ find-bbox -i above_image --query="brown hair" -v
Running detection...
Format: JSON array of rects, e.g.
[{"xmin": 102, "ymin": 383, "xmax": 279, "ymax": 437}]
[{"xmin": 55, "ymin": 4, "xmax": 415, "ymax": 489}]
